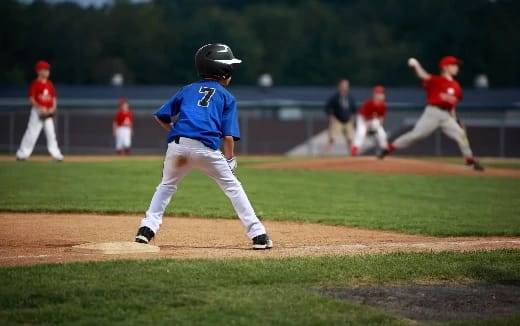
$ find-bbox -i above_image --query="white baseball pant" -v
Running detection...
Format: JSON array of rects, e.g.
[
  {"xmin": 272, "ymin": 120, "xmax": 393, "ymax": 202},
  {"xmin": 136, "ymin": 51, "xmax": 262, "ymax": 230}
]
[
  {"xmin": 139, "ymin": 137, "xmax": 267, "ymax": 239},
  {"xmin": 16, "ymin": 107, "xmax": 63, "ymax": 160},
  {"xmin": 115, "ymin": 126, "xmax": 132, "ymax": 150},
  {"xmin": 353, "ymin": 116, "xmax": 388, "ymax": 149},
  {"xmin": 393, "ymin": 105, "xmax": 473, "ymax": 157}
]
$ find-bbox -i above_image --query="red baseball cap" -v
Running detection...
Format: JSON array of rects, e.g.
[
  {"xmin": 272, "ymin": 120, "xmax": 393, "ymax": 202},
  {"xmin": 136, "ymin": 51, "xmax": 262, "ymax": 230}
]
[
  {"xmin": 34, "ymin": 60, "xmax": 50, "ymax": 71},
  {"xmin": 118, "ymin": 98, "xmax": 128, "ymax": 106},
  {"xmin": 373, "ymin": 85, "xmax": 385, "ymax": 94},
  {"xmin": 439, "ymin": 56, "xmax": 463, "ymax": 68}
]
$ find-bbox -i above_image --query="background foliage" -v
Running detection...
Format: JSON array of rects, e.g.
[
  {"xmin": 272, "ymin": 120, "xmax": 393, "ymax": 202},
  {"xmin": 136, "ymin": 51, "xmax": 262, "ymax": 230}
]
[{"xmin": 1, "ymin": 0, "xmax": 519, "ymax": 86}]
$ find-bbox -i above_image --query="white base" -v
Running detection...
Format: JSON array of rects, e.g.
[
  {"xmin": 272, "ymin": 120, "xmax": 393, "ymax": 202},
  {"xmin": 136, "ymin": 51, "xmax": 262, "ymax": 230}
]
[{"xmin": 71, "ymin": 241, "xmax": 160, "ymax": 255}]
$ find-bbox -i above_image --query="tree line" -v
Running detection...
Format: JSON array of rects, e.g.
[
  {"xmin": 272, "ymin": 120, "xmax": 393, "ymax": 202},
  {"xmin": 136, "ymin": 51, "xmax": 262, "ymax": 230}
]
[{"xmin": 1, "ymin": 0, "xmax": 519, "ymax": 87}]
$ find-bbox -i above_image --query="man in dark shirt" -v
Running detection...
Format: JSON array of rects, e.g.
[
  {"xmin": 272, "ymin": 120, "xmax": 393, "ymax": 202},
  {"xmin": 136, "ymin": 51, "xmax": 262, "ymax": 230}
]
[{"xmin": 324, "ymin": 79, "xmax": 357, "ymax": 154}]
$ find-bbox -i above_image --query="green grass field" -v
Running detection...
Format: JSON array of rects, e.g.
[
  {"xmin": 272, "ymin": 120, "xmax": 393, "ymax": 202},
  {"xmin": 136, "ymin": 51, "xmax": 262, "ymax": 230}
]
[
  {"xmin": 1, "ymin": 251, "xmax": 519, "ymax": 325},
  {"xmin": 1, "ymin": 157, "xmax": 519, "ymax": 325},
  {"xmin": 1, "ymin": 158, "xmax": 519, "ymax": 236}
]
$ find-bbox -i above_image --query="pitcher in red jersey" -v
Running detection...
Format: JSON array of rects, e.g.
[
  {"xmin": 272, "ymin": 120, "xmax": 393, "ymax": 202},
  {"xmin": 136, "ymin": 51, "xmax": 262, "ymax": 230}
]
[
  {"xmin": 379, "ymin": 56, "xmax": 484, "ymax": 171},
  {"xmin": 16, "ymin": 61, "xmax": 64, "ymax": 161},
  {"xmin": 113, "ymin": 98, "xmax": 134, "ymax": 155}
]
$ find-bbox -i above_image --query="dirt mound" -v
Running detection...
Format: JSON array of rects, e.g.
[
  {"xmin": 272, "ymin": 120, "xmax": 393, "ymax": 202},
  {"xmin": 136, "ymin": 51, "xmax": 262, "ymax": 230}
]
[
  {"xmin": 253, "ymin": 157, "xmax": 520, "ymax": 177},
  {"xmin": 318, "ymin": 284, "xmax": 520, "ymax": 322},
  {"xmin": 1, "ymin": 213, "xmax": 519, "ymax": 266}
]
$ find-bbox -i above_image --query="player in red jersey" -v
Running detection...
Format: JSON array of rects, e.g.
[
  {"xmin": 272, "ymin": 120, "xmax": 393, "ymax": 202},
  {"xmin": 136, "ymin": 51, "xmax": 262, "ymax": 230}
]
[
  {"xmin": 113, "ymin": 98, "xmax": 134, "ymax": 155},
  {"xmin": 379, "ymin": 56, "xmax": 484, "ymax": 171},
  {"xmin": 16, "ymin": 61, "xmax": 64, "ymax": 161},
  {"xmin": 351, "ymin": 86, "xmax": 388, "ymax": 156}
]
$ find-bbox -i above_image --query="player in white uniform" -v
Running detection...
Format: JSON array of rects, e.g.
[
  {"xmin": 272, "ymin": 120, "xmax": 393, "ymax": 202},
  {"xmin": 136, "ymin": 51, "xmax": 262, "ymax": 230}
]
[
  {"xmin": 113, "ymin": 98, "xmax": 133, "ymax": 155},
  {"xmin": 134, "ymin": 43, "xmax": 273, "ymax": 250},
  {"xmin": 16, "ymin": 61, "xmax": 64, "ymax": 161},
  {"xmin": 351, "ymin": 86, "xmax": 388, "ymax": 156}
]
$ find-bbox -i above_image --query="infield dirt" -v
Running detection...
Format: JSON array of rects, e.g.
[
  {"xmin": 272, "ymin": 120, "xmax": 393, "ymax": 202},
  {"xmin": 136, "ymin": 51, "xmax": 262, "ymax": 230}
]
[
  {"xmin": 252, "ymin": 157, "xmax": 520, "ymax": 177},
  {"xmin": 1, "ymin": 213, "xmax": 519, "ymax": 266},
  {"xmin": 2, "ymin": 155, "xmax": 520, "ymax": 177}
]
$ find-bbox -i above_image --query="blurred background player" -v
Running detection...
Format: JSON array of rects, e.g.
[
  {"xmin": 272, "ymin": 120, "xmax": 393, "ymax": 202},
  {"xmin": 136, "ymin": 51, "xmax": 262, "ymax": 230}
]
[
  {"xmin": 113, "ymin": 98, "xmax": 133, "ymax": 155},
  {"xmin": 16, "ymin": 61, "xmax": 64, "ymax": 162},
  {"xmin": 351, "ymin": 85, "xmax": 388, "ymax": 156},
  {"xmin": 379, "ymin": 56, "xmax": 484, "ymax": 171},
  {"xmin": 323, "ymin": 79, "xmax": 357, "ymax": 154},
  {"xmin": 134, "ymin": 43, "xmax": 273, "ymax": 250}
]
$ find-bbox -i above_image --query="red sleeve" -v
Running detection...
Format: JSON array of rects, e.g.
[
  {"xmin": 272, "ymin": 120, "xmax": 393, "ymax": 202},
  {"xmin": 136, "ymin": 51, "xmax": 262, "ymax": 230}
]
[
  {"xmin": 48, "ymin": 81, "xmax": 56, "ymax": 98},
  {"xmin": 114, "ymin": 111, "xmax": 121, "ymax": 123},
  {"xmin": 421, "ymin": 75, "xmax": 437, "ymax": 90},
  {"xmin": 28, "ymin": 81, "xmax": 37, "ymax": 97},
  {"xmin": 456, "ymin": 83, "xmax": 463, "ymax": 100},
  {"xmin": 359, "ymin": 100, "xmax": 371, "ymax": 118}
]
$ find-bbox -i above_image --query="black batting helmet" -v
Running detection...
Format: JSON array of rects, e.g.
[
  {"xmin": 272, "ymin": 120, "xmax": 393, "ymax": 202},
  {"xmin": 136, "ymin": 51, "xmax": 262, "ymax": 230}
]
[{"xmin": 195, "ymin": 43, "xmax": 242, "ymax": 79}]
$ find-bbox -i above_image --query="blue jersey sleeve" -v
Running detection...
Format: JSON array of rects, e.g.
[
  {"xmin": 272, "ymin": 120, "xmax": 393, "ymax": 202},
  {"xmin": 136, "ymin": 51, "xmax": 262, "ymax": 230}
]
[
  {"xmin": 221, "ymin": 95, "xmax": 240, "ymax": 140},
  {"xmin": 154, "ymin": 92, "xmax": 181, "ymax": 123}
]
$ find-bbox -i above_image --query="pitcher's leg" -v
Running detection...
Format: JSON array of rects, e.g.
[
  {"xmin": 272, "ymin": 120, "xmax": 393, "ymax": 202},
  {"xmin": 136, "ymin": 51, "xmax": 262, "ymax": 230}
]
[
  {"xmin": 393, "ymin": 107, "xmax": 440, "ymax": 149},
  {"xmin": 16, "ymin": 109, "xmax": 43, "ymax": 159},
  {"xmin": 441, "ymin": 117, "xmax": 474, "ymax": 159},
  {"xmin": 43, "ymin": 117, "xmax": 63, "ymax": 160},
  {"xmin": 198, "ymin": 151, "xmax": 266, "ymax": 239},
  {"xmin": 139, "ymin": 144, "xmax": 191, "ymax": 234}
]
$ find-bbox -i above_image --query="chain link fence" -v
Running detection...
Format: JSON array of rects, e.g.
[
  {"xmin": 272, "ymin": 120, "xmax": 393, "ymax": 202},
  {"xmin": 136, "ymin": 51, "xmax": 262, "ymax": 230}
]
[{"xmin": 1, "ymin": 101, "xmax": 519, "ymax": 157}]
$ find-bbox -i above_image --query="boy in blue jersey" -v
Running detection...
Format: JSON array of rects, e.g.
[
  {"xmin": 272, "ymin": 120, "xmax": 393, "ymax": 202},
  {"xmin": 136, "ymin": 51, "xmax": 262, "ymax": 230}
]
[{"xmin": 135, "ymin": 43, "xmax": 273, "ymax": 250}]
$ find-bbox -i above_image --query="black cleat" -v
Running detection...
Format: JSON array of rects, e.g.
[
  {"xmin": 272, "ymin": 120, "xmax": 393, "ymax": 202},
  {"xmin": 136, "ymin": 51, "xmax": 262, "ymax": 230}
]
[
  {"xmin": 16, "ymin": 156, "xmax": 26, "ymax": 162},
  {"xmin": 378, "ymin": 149, "xmax": 390, "ymax": 160},
  {"xmin": 252, "ymin": 234, "xmax": 273, "ymax": 250},
  {"xmin": 467, "ymin": 161, "xmax": 485, "ymax": 171},
  {"xmin": 135, "ymin": 226, "xmax": 155, "ymax": 244}
]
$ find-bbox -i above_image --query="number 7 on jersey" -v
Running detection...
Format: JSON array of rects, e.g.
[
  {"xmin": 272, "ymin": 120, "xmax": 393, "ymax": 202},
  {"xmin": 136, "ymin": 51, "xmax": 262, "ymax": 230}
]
[{"xmin": 198, "ymin": 87, "xmax": 216, "ymax": 107}]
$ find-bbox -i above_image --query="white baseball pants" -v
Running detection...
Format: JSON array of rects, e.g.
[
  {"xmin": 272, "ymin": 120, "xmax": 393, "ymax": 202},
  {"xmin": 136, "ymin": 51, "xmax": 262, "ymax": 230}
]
[
  {"xmin": 115, "ymin": 126, "xmax": 132, "ymax": 150},
  {"xmin": 393, "ymin": 105, "xmax": 473, "ymax": 158},
  {"xmin": 16, "ymin": 107, "xmax": 63, "ymax": 160},
  {"xmin": 353, "ymin": 116, "xmax": 388, "ymax": 149},
  {"xmin": 139, "ymin": 137, "xmax": 267, "ymax": 239}
]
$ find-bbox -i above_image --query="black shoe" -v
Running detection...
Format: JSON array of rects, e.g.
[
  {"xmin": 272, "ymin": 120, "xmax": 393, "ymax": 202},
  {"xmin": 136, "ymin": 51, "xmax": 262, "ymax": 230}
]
[
  {"xmin": 135, "ymin": 226, "xmax": 155, "ymax": 244},
  {"xmin": 378, "ymin": 149, "xmax": 390, "ymax": 160},
  {"xmin": 467, "ymin": 161, "xmax": 485, "ymax": 171},
  {"xmin": 16, "ymin": 157, "xmax": 26, "ymax": 162},
  {"xmin": 252, "ymin": 234, "xmax": 273, "ymax": 250}
]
